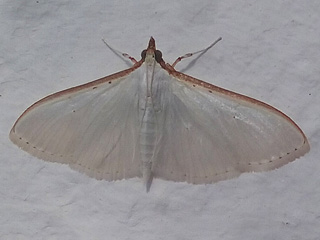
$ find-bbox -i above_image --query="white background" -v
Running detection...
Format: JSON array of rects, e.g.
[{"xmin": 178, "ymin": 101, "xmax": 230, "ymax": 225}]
[{"xmin": 1, "ymin": 0, "xmax": 319, "ymax": 239}]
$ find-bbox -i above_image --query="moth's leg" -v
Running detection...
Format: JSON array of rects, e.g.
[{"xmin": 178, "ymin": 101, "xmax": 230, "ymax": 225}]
[
  {"xmin": 171, "ymin": 37, "xmax": 222, "ymax": 68},
  {"xmin": 102, "ymin": 39, "xmax": 138, "ymax": 64}
]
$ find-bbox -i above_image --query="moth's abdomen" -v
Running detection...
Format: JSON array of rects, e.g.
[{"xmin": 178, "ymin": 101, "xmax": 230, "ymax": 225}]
[{"xmin": 139, "ymin": 97, "xmax": 157, "ymax": 186}]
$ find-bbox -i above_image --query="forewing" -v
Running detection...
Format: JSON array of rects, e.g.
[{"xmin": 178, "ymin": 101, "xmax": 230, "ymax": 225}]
[
  {"xmin": 10, "ymin": 70, "xmax": 142, "ymax": 181},
  {"xmin": 153, "ymin": 72, "xmax": 309, "ymax": 184}
]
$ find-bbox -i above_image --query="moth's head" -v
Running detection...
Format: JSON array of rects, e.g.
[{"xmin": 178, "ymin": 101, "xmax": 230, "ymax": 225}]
[{"xmin": 141, "ymin": 37, "xmax": 163, "ymax": 65}]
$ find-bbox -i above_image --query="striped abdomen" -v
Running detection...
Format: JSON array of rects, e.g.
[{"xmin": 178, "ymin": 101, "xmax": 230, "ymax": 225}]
[{"xmin": 139, "ymin": 96, "xmax": 157, "ymax": 187}]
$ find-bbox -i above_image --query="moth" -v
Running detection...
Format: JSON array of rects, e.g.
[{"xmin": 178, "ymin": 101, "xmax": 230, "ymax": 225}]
[{"xmin": 10, "ymin": 37, "xmax": 309, "ymax": 190}]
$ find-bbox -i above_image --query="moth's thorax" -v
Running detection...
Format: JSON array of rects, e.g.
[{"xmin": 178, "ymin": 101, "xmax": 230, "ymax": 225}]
[
  {"xmin": 145, "ymin": 52, "xmax": 156, "ymax": 66},
  {"xmin": 144, "ymin": 54, "xmax": 157, "ymax": 98}
]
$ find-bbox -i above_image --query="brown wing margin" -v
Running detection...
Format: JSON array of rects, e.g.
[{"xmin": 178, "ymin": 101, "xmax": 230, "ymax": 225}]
[{"xmin": 10, "ymin": 60, "xmax": 143, "ymax": 134}]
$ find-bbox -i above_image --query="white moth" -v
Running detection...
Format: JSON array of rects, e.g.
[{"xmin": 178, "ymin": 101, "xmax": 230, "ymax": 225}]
[{"xmin": 10, "ymin": 37, "xmax": 309, "ymax": 190}]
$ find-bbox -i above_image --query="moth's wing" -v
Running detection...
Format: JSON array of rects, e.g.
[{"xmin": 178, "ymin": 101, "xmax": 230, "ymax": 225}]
[
  {"xmin": 153, "ymin": 72, "xmax": 310, "ymax": 184},
  {"xmin": 10, "ymin": 69, "xmax": 142, "ymax": 181}
]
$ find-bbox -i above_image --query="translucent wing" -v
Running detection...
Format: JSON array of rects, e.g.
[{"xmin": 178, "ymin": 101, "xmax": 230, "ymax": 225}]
[
  {"xmin": 10, "ymin": 68, "xmax": 143, "ymax": 181},
  {"xmin": 152, "ymin": 71, "xmax": 310, "ymax": 184}
]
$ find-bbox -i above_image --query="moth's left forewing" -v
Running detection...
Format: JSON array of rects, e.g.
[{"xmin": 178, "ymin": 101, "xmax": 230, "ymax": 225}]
[{"xmin": 10, "ymin": 65, "xmax": 144, "ymax": 181}]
